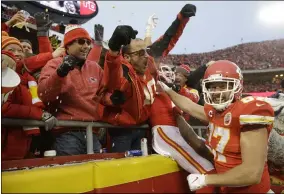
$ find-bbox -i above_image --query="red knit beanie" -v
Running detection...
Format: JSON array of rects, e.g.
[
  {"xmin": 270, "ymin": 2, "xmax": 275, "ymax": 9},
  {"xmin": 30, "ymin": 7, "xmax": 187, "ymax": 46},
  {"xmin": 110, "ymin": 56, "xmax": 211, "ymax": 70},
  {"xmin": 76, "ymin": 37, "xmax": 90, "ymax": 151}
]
[
  {"xmin": 176, "ymin": 64, "xmax": 191, "ymax": 77},
  {"xmin": 63, "ymin": 25, "xmax": 91, "ymax": 47}
]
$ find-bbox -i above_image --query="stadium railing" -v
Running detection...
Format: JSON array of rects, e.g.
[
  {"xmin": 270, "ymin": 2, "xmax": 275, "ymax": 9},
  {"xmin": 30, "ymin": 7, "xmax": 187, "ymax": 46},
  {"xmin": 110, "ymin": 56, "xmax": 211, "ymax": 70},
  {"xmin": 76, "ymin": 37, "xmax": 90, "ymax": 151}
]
[{"xmin": 1, "ymin": 118, "xmax": 206, "ymax": 154}]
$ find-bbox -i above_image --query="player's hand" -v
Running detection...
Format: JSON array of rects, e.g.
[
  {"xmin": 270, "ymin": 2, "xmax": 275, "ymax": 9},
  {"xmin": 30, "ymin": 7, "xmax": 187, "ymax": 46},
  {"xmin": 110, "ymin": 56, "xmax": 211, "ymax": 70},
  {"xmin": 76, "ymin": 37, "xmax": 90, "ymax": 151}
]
[
  {"xmin": 57, "ymin": 55, "xmax": 78, "ymax": 77},
  {"xmin": 180, "ymin": 4, "xmax": 196, "ymax": 18},
  {"xmin": 108, "ymin": 25, "xmax": 138, "ymax": 51},
  {"xmin": 187, "ymin": 174, "xmax": 207, "ymax": 191},
  {"xmin": 157, "ymin": 81, "xmax": 172, "ymax": 93}
]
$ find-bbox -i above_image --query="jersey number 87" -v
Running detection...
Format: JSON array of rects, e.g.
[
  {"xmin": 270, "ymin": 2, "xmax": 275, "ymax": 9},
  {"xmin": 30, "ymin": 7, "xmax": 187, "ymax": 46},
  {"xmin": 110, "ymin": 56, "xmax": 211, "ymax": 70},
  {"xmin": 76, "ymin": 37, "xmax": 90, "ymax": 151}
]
[{"xmin": 208, "ymin": 123, "xmax": 230, "ymax": 163}]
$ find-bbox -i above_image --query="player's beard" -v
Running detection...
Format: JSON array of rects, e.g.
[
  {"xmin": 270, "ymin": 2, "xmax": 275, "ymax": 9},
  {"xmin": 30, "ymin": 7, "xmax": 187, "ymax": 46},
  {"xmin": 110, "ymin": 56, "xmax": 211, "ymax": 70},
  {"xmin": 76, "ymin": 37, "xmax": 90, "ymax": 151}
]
[{"xmin": 211, "ymin": 93, "xmax": 229, "ymax": 104}]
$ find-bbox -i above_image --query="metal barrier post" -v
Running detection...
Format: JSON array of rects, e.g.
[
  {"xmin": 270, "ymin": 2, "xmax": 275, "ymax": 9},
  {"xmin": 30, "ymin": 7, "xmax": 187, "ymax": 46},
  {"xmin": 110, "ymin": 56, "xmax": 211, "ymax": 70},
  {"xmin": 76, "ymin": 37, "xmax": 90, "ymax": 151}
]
[
  {"xmin": 86, "ymin": 125, "xmax": 94, "ymax": 154},
  {"xmin": 197, "ymin": 127, "xmax": 202, "ymax": 137}
]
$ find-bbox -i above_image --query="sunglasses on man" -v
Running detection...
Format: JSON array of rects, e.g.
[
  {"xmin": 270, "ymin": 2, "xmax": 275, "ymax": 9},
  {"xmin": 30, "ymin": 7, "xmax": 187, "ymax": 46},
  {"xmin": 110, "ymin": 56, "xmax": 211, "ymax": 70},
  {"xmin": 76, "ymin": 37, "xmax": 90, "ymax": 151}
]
[
  {"xmin": 75, "ymin": 39, "xmax": 91, "ymax": 46},
  {"xmin": 126, "ymin": 48, "xmax": 149, "ymax": 57}
]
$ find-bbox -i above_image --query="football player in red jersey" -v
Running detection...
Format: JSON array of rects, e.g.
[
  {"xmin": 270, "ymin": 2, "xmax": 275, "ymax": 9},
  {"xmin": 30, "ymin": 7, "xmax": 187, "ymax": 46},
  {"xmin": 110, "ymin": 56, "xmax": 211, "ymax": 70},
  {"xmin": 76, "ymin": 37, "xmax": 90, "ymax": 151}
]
[
  {"xmin": 160, "ymin": 64, "xmax": 200, "ymax": 121},
  {"xmin": 151, "ymin": 65, "xmax": 214, "ymax": 174},
  {"xmin": 158, "ymin": 60, "xmax": 274, "ymax": 193}
]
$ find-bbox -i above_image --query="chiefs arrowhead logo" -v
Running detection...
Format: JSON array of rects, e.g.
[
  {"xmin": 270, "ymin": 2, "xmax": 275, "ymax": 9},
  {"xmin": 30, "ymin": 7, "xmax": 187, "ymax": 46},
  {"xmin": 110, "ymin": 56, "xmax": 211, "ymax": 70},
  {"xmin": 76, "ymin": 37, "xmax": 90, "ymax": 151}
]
[
  {"xmin": 89, "ymin": 77, "xmax": 98, "ymax": 83},
  {"xmin": 224, "ymin": 112, "xmax": 232, "ymax": 126}
]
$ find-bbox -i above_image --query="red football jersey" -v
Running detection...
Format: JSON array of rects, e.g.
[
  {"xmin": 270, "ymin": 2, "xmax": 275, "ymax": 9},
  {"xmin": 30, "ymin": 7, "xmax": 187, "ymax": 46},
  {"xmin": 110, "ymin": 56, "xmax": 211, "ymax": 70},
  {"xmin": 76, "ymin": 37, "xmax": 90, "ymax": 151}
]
[
  {"xmin": 204, "ymin": 96, "xmax": 274, "ymax": 192},
  {"xmin": 150, "ymin": 92, "xmax": 177, "ymax": 127},
  {"xmin": 136, "ymin": 69, "xmax": 157, "ymax": 123},
  {"xmin": 179, "ymin": 86, "xmax": 200, "ymax": 121}
]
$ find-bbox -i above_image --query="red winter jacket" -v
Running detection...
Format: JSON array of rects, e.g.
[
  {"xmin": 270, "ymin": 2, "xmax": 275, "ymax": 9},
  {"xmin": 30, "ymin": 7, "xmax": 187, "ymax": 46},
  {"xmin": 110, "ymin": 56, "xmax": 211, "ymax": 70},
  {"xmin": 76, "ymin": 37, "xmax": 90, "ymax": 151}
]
[
  {"xmin": 38, "ymin": 57, "xmax": 104, "ymax": 132},
  {"xmin": 24, "ymin": 52, "xmax": 53, "ymax": 74},
  {"xmin": 98, "ymin": 52, "xmax": 156, "ymax": 126},
  {"xmin": 1, "ymin": 62, "xmax": 44, "ymax": 161}
]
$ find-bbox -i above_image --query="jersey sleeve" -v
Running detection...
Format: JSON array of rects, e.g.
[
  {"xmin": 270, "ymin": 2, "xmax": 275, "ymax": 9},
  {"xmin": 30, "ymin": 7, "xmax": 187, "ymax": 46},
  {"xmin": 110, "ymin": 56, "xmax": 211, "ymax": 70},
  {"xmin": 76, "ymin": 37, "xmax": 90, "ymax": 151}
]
[{"xmin": 239, "ymin": 99, "xmax": 274, "ymax": 131}]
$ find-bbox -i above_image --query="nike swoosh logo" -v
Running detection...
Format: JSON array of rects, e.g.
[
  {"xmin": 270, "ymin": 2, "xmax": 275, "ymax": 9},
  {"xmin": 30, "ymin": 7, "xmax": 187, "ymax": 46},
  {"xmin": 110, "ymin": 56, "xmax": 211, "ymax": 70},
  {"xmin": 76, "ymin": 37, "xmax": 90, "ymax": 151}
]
[
  {"xmin": 191, "ymin": 177, "xmax": 199, "ymax": 184},
  {"xmin": 256, "ymin": 103, "xmax": 265, "ymax": 107}
]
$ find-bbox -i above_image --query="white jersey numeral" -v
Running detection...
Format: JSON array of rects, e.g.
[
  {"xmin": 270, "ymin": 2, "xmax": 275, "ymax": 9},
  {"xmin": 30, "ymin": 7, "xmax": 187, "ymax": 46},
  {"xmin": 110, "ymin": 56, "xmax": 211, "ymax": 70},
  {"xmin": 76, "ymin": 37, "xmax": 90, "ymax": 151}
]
[
  {"xmin": 241, "ymin": 96, "xmax": 265, "ymax": 104},
  {"xmin": 208, "ymin": 123, "xmax": 230, "ymax": 163},
  {"xmin": 143, "ymin": 78, "xmax": 156, "ymax": 105}
]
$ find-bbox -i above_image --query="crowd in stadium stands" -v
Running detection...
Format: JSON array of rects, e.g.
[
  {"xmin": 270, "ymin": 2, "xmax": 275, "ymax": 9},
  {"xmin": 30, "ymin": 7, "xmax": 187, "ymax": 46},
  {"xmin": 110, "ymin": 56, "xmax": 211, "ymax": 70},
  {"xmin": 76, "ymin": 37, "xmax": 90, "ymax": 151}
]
[
  {"xmin": 163, "ymin": 39, "xmax": 284, "ymax": 70},
  {"xmin": 244, "ymin": 81, "xmax": 279, "ymax": 93},
  {"xmin": 1, "ymin": 8, "xmax": 283, "ymax": 160}
]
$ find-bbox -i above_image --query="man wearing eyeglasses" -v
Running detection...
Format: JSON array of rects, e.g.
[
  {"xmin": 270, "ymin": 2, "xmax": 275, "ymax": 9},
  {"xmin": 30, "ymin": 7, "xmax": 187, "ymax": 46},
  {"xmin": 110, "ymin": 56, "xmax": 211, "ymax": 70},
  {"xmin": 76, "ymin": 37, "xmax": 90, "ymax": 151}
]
[
  {"xmin": 38, "ymin": 25, "xmax": 103, "ymax": 156},
  {"xmin": 97, "ymin": 4, "xmax": 197, "ymax": 152},
  {"xmin": 96, "ymin": 26, "xmax": 156, "ymax": 152}
]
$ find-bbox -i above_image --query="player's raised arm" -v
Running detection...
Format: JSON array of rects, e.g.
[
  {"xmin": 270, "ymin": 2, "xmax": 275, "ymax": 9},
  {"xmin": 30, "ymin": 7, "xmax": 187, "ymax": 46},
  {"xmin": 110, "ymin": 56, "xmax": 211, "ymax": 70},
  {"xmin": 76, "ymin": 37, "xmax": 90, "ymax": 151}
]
[{"xmin": 158, "ymin": 81, "xmax": 208, "ymax": 123}]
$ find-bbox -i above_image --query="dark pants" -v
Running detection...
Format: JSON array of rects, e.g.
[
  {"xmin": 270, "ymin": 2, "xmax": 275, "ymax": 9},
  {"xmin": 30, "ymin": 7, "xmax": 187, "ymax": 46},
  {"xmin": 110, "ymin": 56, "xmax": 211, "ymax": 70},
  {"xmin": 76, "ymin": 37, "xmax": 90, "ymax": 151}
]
[
  {"xmin": 53, "ymin": 130, "xmax": 101, "ymax": 156},
  {"xmin": 108, "ymin": 128, "xmax": 146, "ymax": 153},
  {"xmin": 30, "ymin": 128, "xmax": 54, "ymax": 157}
]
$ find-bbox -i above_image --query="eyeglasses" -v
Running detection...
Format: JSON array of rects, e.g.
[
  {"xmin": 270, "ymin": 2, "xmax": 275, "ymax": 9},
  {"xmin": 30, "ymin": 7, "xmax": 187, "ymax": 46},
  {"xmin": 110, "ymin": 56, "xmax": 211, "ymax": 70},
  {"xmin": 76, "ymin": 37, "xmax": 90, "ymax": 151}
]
[
  {"xmin": 126, "ymin": 48, "xmax": 149, "ymax": 57},
  {"xmin": 75, "ymin": 39, "xmax": 91, "ymax": 46}
]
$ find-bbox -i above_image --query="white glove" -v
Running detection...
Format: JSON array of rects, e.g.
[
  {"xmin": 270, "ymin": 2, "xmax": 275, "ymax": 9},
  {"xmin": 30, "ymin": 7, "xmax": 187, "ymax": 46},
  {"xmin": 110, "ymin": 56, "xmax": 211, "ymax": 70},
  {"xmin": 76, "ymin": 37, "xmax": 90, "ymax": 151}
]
[
  {"xmin": 157, "ymin": 81, "xmax": 171, "ymax": 92},
  {"xmin": 42, "ymin": 111, "xmax": 57, "ymax": 131},
  {"xmin": 145, "ymin": 13, "xmax": 158, "ymax": 38},
  {"xmin": 187, "ymin": 174, "xmax": 207, "ymax": 191}
]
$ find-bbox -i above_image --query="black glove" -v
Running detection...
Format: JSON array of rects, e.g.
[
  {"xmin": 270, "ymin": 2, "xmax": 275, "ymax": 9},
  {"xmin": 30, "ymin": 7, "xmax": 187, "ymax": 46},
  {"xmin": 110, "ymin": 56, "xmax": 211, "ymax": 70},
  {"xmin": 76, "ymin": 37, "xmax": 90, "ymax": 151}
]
[
  {"xmin": 172, "ymin": 84, "xmax": 181, "ymax": 93},
  {"xmin": 94, "ymin": 24, "xmax": 104, "ymax": 42},
  {"xmin": 110, "ymin": 90, "xmax": 126, "ymax": 106},
  {"xmin": 108, "ymin": 25, "xmax": 138, "ymax": 51},
  {"xmin": 34, "ymin": 12, "xmax": 53, "ymax": 36},
  {"xmin": 57, "ymin": 55, "xmax": 78, "ymax": 77},
  {"xmin": 180, "ymin": 4, "xmax": 196, "ymax": 18}
]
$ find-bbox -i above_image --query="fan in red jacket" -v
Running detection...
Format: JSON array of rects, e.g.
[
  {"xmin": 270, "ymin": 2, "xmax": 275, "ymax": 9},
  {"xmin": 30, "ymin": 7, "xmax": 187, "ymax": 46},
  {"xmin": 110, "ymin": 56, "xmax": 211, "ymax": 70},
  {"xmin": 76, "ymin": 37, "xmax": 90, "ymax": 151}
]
[
  {"xmin": 38, "ymin": 25, "xmax": 103, "ymax": 156},
  {"xmin": 174, "ymin": 64, "xmax": 200, "ymax": 120},
  {"xmin": 2, "ymin": 12, "xmax": 65, "ymax": 80},
  {"xmin": 1, "ymin": 34, "xmax": 56, "ymax": 160},
  {"xmin": 98, "ymin": 4, "xmax": 197, "ymax": 126}
]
